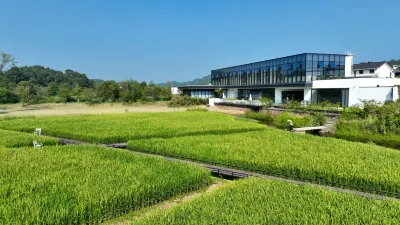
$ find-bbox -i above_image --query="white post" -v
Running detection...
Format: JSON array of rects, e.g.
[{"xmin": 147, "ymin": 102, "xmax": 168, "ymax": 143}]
[
  {"xmin": 274, "ymin": 88, "xmax": 282, "ymax": 104},
  {"xmin": 34, "ymin": 128, "xmax": 42, "ymax": 136},
  {"xmin": 303, "ymin": 88, "xmax": 311, "ymax": 104},
  {"xmin": 393, "ymin": 86, "xmax": 399, "ymax": 101}
]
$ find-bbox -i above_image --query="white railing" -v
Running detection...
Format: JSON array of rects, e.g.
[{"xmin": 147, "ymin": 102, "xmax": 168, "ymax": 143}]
[{"xmin": 214, "ymin": 98, "xmax": 265, "ymax": 107}]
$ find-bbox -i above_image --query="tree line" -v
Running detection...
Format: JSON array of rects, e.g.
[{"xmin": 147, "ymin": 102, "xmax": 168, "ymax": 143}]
[{"xmin": 0, "ymin": 52, "xmax": 171, "ymax": 105}]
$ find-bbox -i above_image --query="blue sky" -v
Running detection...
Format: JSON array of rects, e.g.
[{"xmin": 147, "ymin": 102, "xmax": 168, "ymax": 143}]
[{"xmin": 1, "ymin": 0, "xmax": 399, "ymax": 83}]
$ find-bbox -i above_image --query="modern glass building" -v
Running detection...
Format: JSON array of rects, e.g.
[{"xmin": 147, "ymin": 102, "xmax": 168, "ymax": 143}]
[
  {"xmin": 179, "ymin": 53, "xmax": 400, "ymax": 106},
  {"xmin": 210, "ymin": 53, "xmax": 346, "ymax": 86}
]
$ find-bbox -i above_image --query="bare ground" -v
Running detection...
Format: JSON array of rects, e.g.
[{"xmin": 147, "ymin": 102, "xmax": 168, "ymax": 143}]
[
  {"xmin": 0, "ymin": 103, "xmax": 246, "ymax": 118},
  {"xmin": 0, "ymin": 102, "xmax": 187, "ymax": 117}
]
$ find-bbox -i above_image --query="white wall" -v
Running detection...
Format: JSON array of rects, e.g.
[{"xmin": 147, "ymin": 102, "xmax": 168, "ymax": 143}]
[
  {"xmin": 375, "ymin": 63, "xmax": 393, "ymax": 78},
  {"xmin": 345, "ymin": 55, "xmax": 353, "ymax": 77},
  {"xmin": 312, "ymin": 78, "xmax": 400, "ymax": 105},
  {"xmin": 303, "ymin": 88, "xmax": 312, "ymax": 103},
  {"xmin": 358, "ymin": 87, "xmax": 393, "ymax": 103},
  {"xmin": 171, "ymin": 87, "xmax": 180, "ymax": 95},
  {"xmin": 274, "ymin": 88, "xmax": 282, "ymax": 104},
  {"xmin": 393, "ymin": 86, "xmax": 399, "ymax": 101},
  {"xmin": 352, "ymin": 63, "xmax": 393, "ymax": 78}
]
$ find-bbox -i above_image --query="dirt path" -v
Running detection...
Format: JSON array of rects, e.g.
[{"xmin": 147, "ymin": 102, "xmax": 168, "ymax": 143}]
[
  {"xmin": 106, "ymin": 181, "xmax": 226, "ymax": 225},
  {"xmin": 0, "ymin": 103, "xmax": 247, "ymax": 118}
]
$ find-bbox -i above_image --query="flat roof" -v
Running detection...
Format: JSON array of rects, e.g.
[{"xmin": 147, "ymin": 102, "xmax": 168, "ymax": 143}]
[{"xmin": 212, "ymin": 53, "xmax": 349, "ymax": 71}]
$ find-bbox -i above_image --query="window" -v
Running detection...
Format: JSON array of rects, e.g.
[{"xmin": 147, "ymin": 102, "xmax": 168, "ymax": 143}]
[
  {"xmin": 369, "ymin": 69, "xmax": 374, "ymax": 74},
  {"xmin": 318, "ymin": 61, "xmax": 325, "ymax": 68},
  {"xmin": 359, "ymin": 70, "xmax": 364, "ymax": 74}
]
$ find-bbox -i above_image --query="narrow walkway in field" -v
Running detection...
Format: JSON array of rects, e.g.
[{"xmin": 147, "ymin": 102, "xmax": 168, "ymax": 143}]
[
  {"xmin": 58, "ymin": 138, "xmax": 397, "ymax": 201},
  {"xmin": 104, "ymin": 181, "xmax": 226, "ymax": 225}
]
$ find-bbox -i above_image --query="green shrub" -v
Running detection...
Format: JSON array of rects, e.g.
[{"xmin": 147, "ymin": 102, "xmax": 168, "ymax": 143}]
[
  {"xmin": 312, "ymin": 112, "xmax": 327, "ymax": 126},
  {"xmin": 168, "ymin": 95, "xmax": 208, "ymax": 107},
  {"xmin": 259, "ymin": 97, "xmax": 274, "ymax": 108},
  {"xmin": 336, "ymin": 120, "xmax": 400, "ymax": 149},
  {"xmin": 244, "ymin": 111, "xmax": 274, "ymax": 125},
  {"xmin": 274, "ymin": 112, "xmax": 313, "ymax": 129},
  {"xmin": 340, "ymin": 107, "xmax": 363, "ymax": 120}
]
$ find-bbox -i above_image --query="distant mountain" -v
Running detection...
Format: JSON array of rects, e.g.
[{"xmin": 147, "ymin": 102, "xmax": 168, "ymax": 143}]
[{"xmin": 158, "ymin": 75, "xmax": 210, "ymax": 87}]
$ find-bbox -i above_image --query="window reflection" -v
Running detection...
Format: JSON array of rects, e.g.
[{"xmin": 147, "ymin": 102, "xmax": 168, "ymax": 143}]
[{"xmin": 210, "ymin": 53, "xmax": 346, "ymax": 86}]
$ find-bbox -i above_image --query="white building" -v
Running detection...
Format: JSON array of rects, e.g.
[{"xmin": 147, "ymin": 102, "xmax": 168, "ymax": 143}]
[
  {"xmin": 353, "ymin": 61, "xmax": 394, "ymax": 78},
  {"xmin": 180, "ymin": 53, "xmax": 400, "ymax": 106},
  {"xmin": 170, "ymin": 87, "xmax": 181, "ymax": 95}
]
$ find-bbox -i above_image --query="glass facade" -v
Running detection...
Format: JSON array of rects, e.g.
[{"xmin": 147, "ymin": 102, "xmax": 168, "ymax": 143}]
[
  {"xmin": 311, "ymin": 88, "xmax": 349, "ymax": 107},
  {"xmin": 210, "ymin": 53, "xmax": 346, "ymax": 86}
]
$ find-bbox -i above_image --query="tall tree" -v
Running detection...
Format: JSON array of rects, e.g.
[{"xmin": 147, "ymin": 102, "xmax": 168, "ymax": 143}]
[
  {"xmin": 96, "ymin": 80, "xmax": 120, "ymax": 102},
  {"xmin": 15, "ymin": 81, "xmax": 41, "ymax": 106},
  {"xmin": 144, "ymin": 81, "xmax": 161, "ymax": 101},
  {"xmin": 0, "ymin": 52, "xmax": 16, "ymax": 72},
  {"xmin": 47, "ymin": 82, "xmax": 59, "ymax": 96},
  {"xmin": 0, "ymin": 88, "xmax": 18, "ymax": 104}
]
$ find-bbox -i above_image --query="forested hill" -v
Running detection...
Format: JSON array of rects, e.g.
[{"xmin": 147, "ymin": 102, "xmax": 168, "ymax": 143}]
[
  {"xmin": 388, "ymin": 59, "xmax": 400, "ymax": 67},
  {"xmin": 0, "ymin": 64, "xmax": 171, "ymax": 105},
  {"xmin": 0, "ymin": 65, "xmax": 92, "ymax": 88},
  {"xmin": 158, "ymin": 75, "xmax": 210, "ymax": 87}
]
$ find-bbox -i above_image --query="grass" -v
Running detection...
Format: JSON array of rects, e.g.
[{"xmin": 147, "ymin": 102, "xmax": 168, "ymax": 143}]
[
  {"xmin": 134, "ymin": 178, "xmax": 400, "ymax": 224},
  {"xmin": 128, "ymin": 128, "xmax": 400, "ymax": 196},
  {"xmin": 0, "ymin": 145, "xmax": 211, "ymax": 224},
  {"xmin": 0, "ymin": 112, "xmax": 265, "ymax": 143}
]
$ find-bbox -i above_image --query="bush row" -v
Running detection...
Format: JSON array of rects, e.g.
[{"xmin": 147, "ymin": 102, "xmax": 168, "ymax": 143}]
[{"xmin": 244, "ymin": 111, "xmax": 327, "ymax": 129}]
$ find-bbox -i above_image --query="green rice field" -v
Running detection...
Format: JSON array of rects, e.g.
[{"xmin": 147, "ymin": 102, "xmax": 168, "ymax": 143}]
[
  {"xmin": 2, "ymin": 111, "xmax": 400, "ymax": 224},
  {"xmin": 128, "ymin": 128, "xmax": 400, "ymax": 195},
  {"xmin": 135, "ymin": 178, "xmax": 400, "ymax": 224},
  {"xmin": 0, "ymin": 129, "xmax": 58, "ymax": 147},
  {"xmin": 0, "ymin": 112, "xmax": 265, "ymax": 143},
  {"xmin": 0, "ymin": 145, "xmax": 211, "ymax": 224}
]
